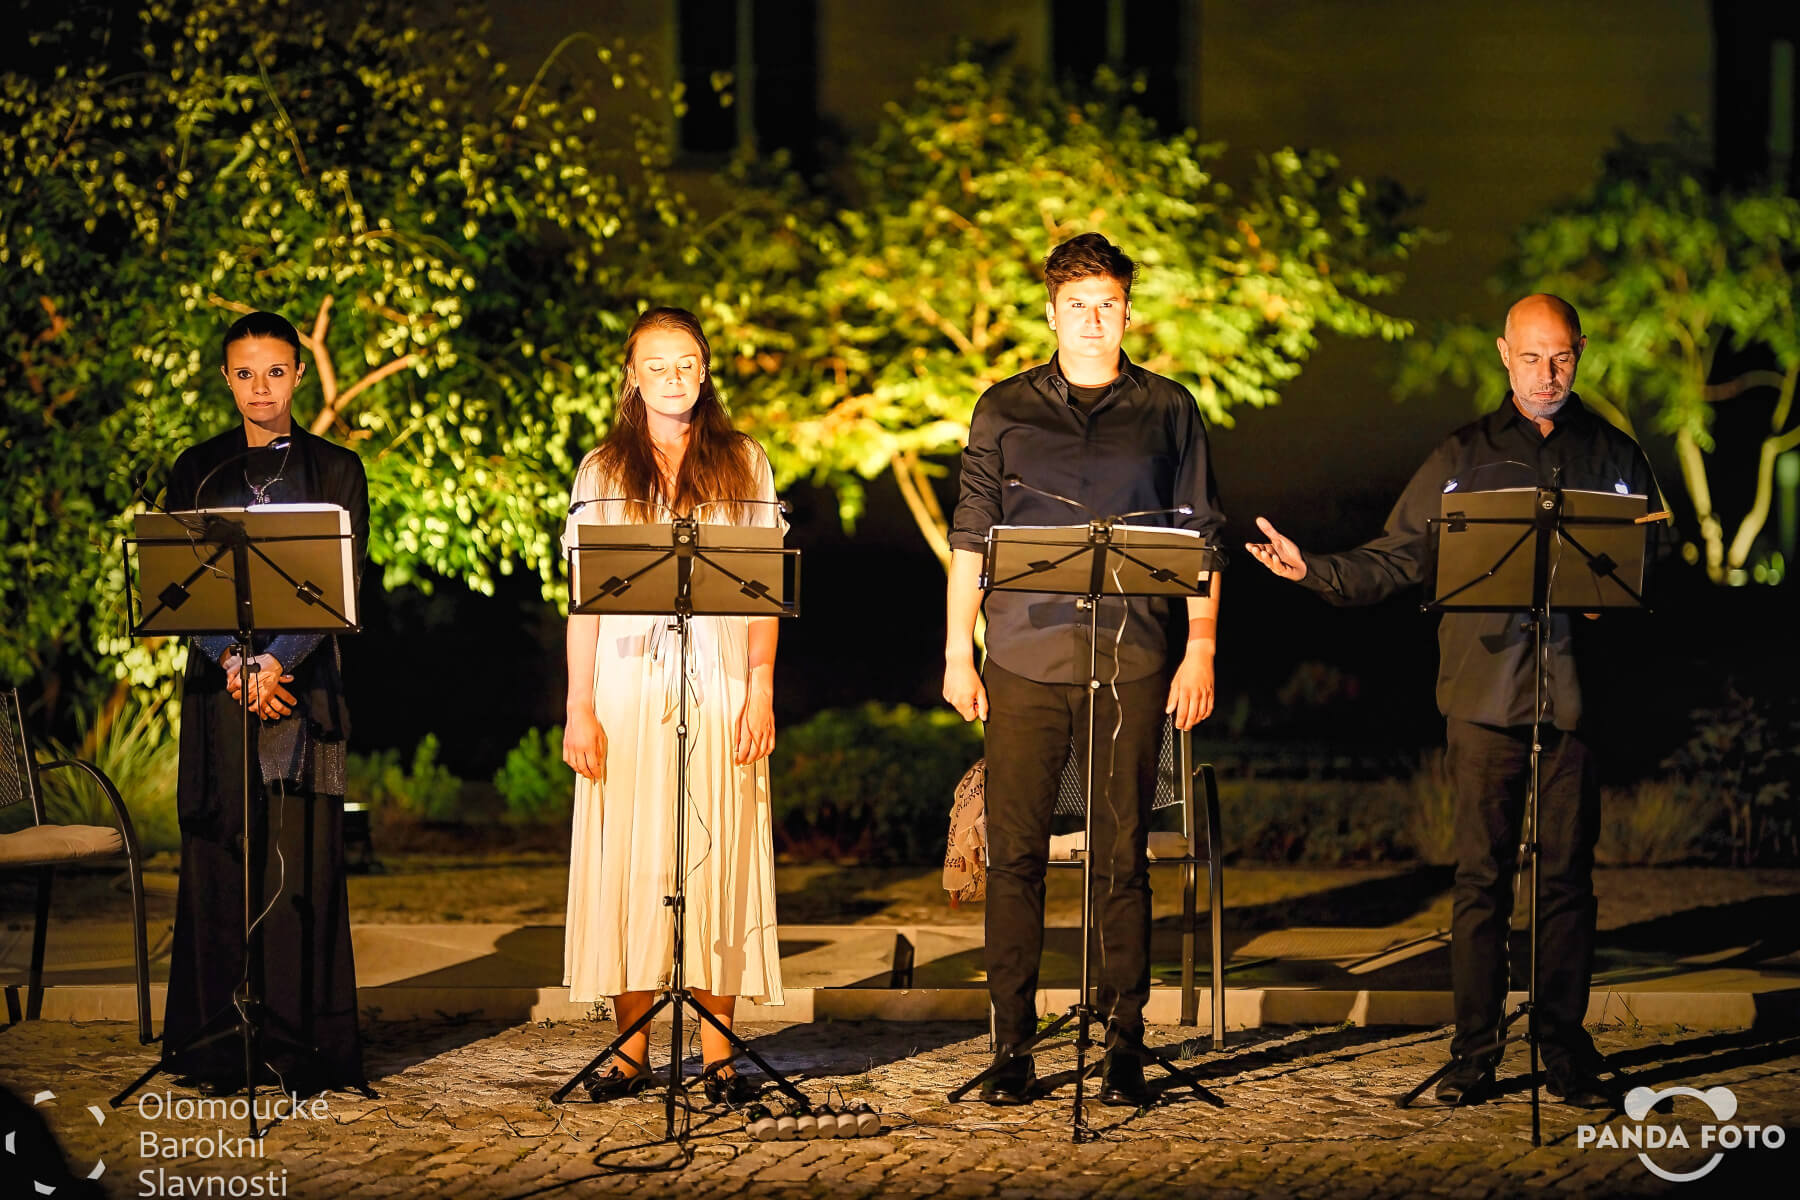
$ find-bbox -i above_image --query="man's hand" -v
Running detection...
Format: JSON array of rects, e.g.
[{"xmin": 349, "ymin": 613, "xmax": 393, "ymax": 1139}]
[
  {"xmin": 1245, "ymin": 516, "xmax": 1308, "ymax": 581},
  {"xmin": 734, "ymin": 683, "xmax": 776, "ymax": 764},
  {"xmin": 564, "ymin": 705, "xmax": 607, "ymax": 781},
  {"xmin": 1166, "ymin": 650, "xmax": 1215, "ymax": 731},
  {"xmin": 943, "ymin": 659, "xmax": 988, "ymax": 723}
]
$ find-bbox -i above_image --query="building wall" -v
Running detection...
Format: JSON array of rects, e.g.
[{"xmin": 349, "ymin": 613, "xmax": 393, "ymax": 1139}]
[
  {"xmin": 817, "ymin": 0, "xmax": 1049, "ymax": 128},
  {"xmin": 1191, "ymin": 0, "xmax": 1713, "ymax": 526}
]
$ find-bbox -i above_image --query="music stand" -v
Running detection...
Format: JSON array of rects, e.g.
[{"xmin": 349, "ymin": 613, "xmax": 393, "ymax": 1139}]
[
  {"xmin": 1397, "ymin": 486, "xmax": 1652, "ymax": 1144},
  {"xmin": 552, "ymin": 510, "xmax": 807, "ymax": 1141},
  {"xmin": 112, "ymin": 506, "xmax": 361, "ymax": 1135},
  {"xmin": 944, "ymin": 517, "xmax": 1226, "ymax": 1141}
]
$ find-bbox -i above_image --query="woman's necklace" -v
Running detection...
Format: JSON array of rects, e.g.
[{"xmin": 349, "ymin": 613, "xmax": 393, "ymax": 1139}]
[{"xmin": 244, "ymin": 436, "xmax": 294, "ymax": 506}]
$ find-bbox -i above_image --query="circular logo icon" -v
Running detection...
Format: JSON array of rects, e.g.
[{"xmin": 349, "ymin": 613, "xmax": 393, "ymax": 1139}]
[{"xmin": 4, "ymin": 1089, "xmax": 108, "ymax": 1194}]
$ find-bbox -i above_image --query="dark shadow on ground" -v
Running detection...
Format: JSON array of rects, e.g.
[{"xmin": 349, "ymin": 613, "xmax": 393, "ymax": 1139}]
[
  {"xmin": 1489, "ymin": 1026, "xmax": 1800, "ymax": 1103},
  {"xmin": 1211, "ymin": 865, "xmax": 1456, "ymax": 933},
  {"xmin": 1594, "ymin": 893, "xmax": 1800, "ymax": 983},
  {"xmin": 691, "ymin": 1018, "xmax": 981, "ymax": 1083},
  {"xmin": 774, "ymin": 866, "xmax": 904, "ymax": 924},
  {"xmin": 373, "ymin": 927, "xmax": 828, "ymax": 992},
  {"xmin": 1025, "ymin": 1025, "xmax": 1444, "ymax": 1099}
]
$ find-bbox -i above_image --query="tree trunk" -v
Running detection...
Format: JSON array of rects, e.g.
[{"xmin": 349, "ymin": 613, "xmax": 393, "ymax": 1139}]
[{"xmin": 1724, "ymin": 361, "xmax": 1800, "ymax": 574}]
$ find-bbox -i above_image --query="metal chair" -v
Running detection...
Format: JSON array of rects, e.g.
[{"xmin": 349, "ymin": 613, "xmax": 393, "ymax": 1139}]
[
  {"xmin": 1043, "ymin": 720, "xmax": 1226, "ymax": 1045},
  {"xmin": 0, "ymin": 688, "xmax": 153, "ymax": 1042}
]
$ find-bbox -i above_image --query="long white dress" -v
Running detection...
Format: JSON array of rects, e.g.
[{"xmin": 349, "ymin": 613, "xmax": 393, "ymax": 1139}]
[{"xmin": 561, "ymin": 446, "xmax": 786, "ymax": 1005}]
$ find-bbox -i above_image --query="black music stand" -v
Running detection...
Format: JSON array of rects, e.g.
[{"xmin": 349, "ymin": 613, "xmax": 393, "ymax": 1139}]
[
  {"xmin": 112, "ymin": 505, "xmax": 362, "ymax": 1135},
  {"xmin": 944, "ymin": 516, "xmax": 1226, "ymax": 1141},
  {"xmin": 552, "ymin": 508, "xmax": 807, "ymax": 1141},
  {"xmin": 1397, "ymin": 486, "xmax": 1652, "ymax": 1144}
]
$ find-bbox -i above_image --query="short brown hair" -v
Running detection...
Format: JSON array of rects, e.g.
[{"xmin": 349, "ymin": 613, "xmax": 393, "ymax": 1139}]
[{"xmin": 1044, "ymin": 233, "xmax": 1137, "ymax": 301}]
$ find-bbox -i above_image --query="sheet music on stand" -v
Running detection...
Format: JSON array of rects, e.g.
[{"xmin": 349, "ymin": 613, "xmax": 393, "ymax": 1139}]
[
  {"xmin": 568, "ymin": 520, "xmax": 798, "ymax": 617},
  {"xmin": 128, "ymin": 504, "xmax": 359, "ymax": 636},
  {"xmin": 984, "ymin": 522, "xmax": 1217, "ymax": 596},
  {"xmin": 1426, "ymin": 488, "xmax": 1649, "ymax": 612}
]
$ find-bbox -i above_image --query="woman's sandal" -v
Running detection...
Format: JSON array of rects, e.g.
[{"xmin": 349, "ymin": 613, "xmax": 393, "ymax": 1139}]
[
  {"xmin": 583, "ymin": 1065, "xmax": 651, "ymax": 1102},
  {"xmin": 701, "ymin": 1060, "xmax": 761, "ymax": 1108}
]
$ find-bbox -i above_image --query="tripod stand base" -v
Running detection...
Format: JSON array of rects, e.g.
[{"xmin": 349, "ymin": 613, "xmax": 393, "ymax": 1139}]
[
  {"xmin": 948, "ymin": 1004, "xmax": 1222, "ymax": 1139},
  {"xmin": 1397, "ymin": 1002, "xmax": 1542, "ymax": 1144},
  {"xmin": 553, "ymin": 986, "xmax": 809, "ymax": 1141},
  {"xmin": 112, "ymin": 1001, "xmax": 374, "ymax": 1135}
]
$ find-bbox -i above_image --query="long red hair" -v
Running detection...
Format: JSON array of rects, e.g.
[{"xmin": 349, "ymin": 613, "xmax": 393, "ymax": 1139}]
[{"xmin": 586, "ymin": 307, "xmax": 757, "ymax": 523}]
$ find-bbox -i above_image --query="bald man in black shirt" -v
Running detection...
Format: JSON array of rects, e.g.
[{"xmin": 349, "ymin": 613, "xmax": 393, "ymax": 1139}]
[{"xmin": 1249, "ymin": 295, "xmax": 1655, "ymax": 1110}]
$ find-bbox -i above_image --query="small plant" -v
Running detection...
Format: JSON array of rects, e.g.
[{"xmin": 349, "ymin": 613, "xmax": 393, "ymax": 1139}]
[
  {"xmin": 1405, "ymin": 750, "xmax": 1457, "ymax": 867},
  {"xmin": 492, "ymin": 727, "xmax": 576, "ymax": 825},
  {"xmin": 768, "ymin": 703, "xmax": 983, "ymax": 864},
  {"xmin": 346, "ymin": 734, "xmax": 464, "ymax": 822},
  {"xmin": 1596, "ymin": 778, "xmax": 1710, "ymax": 866},
  {"xmin": 35, "ymin": 693, "xmax": 181, "ymax": 853},
  {"xmin": 1663, "ymin": 685, "xmax": 1799, "ymax": 864}
]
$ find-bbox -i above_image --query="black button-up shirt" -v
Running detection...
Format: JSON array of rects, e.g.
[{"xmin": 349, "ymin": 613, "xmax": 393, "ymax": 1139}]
[
  {"xmin": 1298, "ymin": 395, "xmax": 1657, "ymax": 729},
  {"xmin": 949, "ymin": 354, "xmax": 1226, "ymax": 685}
]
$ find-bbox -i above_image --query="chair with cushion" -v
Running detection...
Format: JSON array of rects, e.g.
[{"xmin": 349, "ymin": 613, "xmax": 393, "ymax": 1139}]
[{"xmin": 0, "ymin": 688, "xmax": 153, "ymax": 1042}]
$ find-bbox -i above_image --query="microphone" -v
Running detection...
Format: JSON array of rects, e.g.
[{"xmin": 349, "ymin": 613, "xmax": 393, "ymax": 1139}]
[
  {"xmin": 1003, "ymin": 474, "xmax": 1097, "ymax": 518},
  {"xmin": 189, "ymin": 436, "xmax": 293, "ymax": 510},
  {"xmin": 566, "ymin": 496, "xmax": 677, "ymax": 520}
]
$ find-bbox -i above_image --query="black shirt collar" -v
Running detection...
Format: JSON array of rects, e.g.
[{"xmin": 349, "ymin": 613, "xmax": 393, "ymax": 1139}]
[
  {"xmin": 1036, "ymin": 351, "xmax": 1145, "ymax": 403},
  {"xmin": 1492, "ymin": 391, "xmax": 1595, "ymax": 437}
]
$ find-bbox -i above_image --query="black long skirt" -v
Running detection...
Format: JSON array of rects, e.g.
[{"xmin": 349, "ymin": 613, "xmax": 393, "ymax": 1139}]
[{"xmin": 160, "ymin": 779, "xmax": 363, "ymax": 1091}]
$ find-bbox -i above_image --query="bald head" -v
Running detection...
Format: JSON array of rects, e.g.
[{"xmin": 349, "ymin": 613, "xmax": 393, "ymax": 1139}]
[
  {"xmin": 1497, "ymin": 294, "xmax": 1586, "ymax": 423},
  {"xmin": 1504, "ymin": 294, "xmax": 1582, "ymax": 343}
]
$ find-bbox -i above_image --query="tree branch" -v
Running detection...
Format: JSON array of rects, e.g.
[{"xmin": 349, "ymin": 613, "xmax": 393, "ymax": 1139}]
[
  {"xmin": 1675, "ymin": 426, "xmax": 1724, "ymax": 583},
  {"xmin": 911, "ymin": 297, "xmax": 976, "ymax": 357},
  {"xmin": 297, "ymin": 296, "xmax": 339, "ymax": 425},
  {"xmin": 1578, "ymin": 389, "xmax": 1637, "ymax": 439},
  {"xmin": 310, "ymin": 353, "xmax": 420, "ymax": 435},
  {"xmin": 890, "ymin": 450, "xmax": 951, "ymax": 570},
  {"xmin": 1704, "ymin": 369, "xmax": 1788, "ymax": 402},
  {"xmin": 1723, "ymin": 361, "xmax": 1800, "ymax": 572}
]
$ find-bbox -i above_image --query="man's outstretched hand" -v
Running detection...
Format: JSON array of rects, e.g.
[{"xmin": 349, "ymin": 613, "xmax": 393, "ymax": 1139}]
[{"xmin": 1245, "ymin": 517, "xmax": 1308, "ymax": 582}]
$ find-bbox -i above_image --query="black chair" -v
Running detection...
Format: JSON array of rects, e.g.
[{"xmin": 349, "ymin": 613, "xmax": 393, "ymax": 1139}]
[
  {"xmin": 0, "ymin": 688, "xmax": 153, "ymax": 1042},
  {"xmin": 1044, "ymin": 720, "xmax": 1225, "ymax": 1045}
]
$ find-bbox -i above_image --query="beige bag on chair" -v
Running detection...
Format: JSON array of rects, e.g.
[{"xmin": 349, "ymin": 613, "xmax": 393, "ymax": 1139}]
[{"xmin": 943, "ymin": 759, "xmax": 987, "ymax": 904}]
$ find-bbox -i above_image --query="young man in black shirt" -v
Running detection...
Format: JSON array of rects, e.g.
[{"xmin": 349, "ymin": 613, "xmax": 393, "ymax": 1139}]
[
  {"xmin": 944, "ymin": 233, "xmax": 1226, "ymax": 1106},
  {"xmin": 1248, "ymin": 295, "xmax": 1656, "ymax": 1110}
]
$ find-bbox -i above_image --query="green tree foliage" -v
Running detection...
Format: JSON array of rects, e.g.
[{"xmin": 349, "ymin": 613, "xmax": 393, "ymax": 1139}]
[
  {"xmin": 0, "ymin": 0, "xmax": 677, "ymax": 704},
  {"xmin": 1399, "ymin": 133, "xmax": 1800, "ymax": 584},
  {"xmin": 4, "ymin": 19, "xmax": 1423, "ymax": 722},
  {"xmin": 684, "ymin": 58, "xmax": 1425, "ymax": 563}
]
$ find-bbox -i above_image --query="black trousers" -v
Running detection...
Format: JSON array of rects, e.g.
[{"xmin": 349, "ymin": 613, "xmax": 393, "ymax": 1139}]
[
  {"xmin": 163, "ymin": 782, "xmax": 363, "ymax": 1089},
  {"xmin": 1446, "ymin": 718, "xmax": 1600, "ymax": 1066},
  {"xmin": 983, "ymin": 660, "xmax": 1169, "ymax": 1047}
]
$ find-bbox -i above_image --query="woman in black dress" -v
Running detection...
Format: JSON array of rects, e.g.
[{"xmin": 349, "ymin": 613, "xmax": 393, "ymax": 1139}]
[{"xmin": 160, "ymin": 311, "xmax": 368, "ymax": 1094}]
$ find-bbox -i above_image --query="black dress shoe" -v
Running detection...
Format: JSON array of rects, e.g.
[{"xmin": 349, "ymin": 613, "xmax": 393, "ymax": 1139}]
[
  {"xmin": 701, "ymin": 1063, "xmax": 761, "ymax": 1108},
  {"xmin": 1434, "ymin": 1055, "xmax": 1498, "ymax": 1106},
  {"xmin": 976, "ymin": 1046, "xmax": 1035, "ymax": 1106},
  {"xmin": 1099, "ymin": 1052, "xmax": 1149, "ymax": 1108},
  {"xmin": 583, "ymin": 1067, "xmax": 651, "ymax": 1102},
  {"xmin": 1547, "ymin": 1066, "xmax": 1619, "ymax": 1110}
]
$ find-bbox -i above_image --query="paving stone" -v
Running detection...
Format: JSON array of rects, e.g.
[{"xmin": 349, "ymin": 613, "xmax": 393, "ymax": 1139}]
[{"xmin": 3, "ymin": 1017, "xmax": 1796, "ymax": 1197}]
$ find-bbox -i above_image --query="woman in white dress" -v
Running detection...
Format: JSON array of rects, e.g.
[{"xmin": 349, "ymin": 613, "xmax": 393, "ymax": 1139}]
[{"xmin": 561, "ymin": 307, "xmax": 784, "ymax": 1104}]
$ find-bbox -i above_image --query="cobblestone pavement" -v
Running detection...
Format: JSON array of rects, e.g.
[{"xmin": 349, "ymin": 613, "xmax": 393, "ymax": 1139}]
[{"xmin": 3, "ymin": 1016, "xmax": 1797, "ymax": 1198}]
